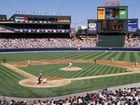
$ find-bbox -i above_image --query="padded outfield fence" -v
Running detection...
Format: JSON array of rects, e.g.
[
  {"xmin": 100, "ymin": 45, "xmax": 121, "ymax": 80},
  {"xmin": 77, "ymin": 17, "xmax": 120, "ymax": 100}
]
[{"xmin": 0, "ymin": 47, "xmax": 140, "ymax": 52}]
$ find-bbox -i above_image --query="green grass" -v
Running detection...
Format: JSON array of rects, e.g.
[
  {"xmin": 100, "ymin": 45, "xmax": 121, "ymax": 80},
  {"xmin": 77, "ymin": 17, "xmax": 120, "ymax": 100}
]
[
  {"xmin": 0, "ymin": 51, "xmax": 140, "ymax": 97},
  {"xmin": 0, "ymin": 51, "xmax": 139, "ymax": 62},
  {"xmin": 21, "ymin": 63, "xmax": 127, "ymax": 78}
]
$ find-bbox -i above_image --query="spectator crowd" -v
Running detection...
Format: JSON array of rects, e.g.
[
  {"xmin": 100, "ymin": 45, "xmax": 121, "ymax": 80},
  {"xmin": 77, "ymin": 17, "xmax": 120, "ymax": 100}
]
[
  {"xmin": 1, "ymin": 36, "xmax": 140, "ymax": 49},
  {"xmin": 1, "ymin": 87, "xmax": 140, "ymax": 105},
  {"xmin": 0, "ymin": 38, "xmax": 97, "ymax": 49},
  {"xmin": 124, "ymin": 34, "xmax": 140, "ymax": 48},
  {"xmin": 124, "ymin": 38, "xmax": 140, "ymax": 48}
]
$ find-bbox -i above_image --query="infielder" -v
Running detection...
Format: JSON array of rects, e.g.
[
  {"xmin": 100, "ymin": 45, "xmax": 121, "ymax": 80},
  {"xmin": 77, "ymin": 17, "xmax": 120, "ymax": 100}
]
[
  {"xmin": 68, "ymin": 62, "xmax": 72, "ymax": 68},
  {"xmin": 27, "ymin": 60, "xmax": 31, "ymax": 66}
]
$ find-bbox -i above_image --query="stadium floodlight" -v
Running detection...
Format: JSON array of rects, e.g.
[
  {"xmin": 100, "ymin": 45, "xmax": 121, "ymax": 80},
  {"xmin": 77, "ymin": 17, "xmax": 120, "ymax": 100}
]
[
  {"xmin": 48, "ymin": 29, "xmax": 51, "ymax": 32},
  {"xmin": 45, "ymin": 30, "xmax": 48, "ymax": 33},
  {"xmin": 20, "ymin": 29, "xmax": 23, "ymax": 32},
  {"xmin": 29, "ymin": 21, "xmax": 32, "ymax": 23},
  {"xmin": 14, "ymin": 29, "xmax": 18, "ymax": 31},
  {"xmin": 53, "ymin": 30, "xmax": 56, "ymax": 33},
  {"xmin": 62, "ymin": 30, "xmax": 65, "ymax": 33},
  {"xmin": 37, "ymin": 29, "xmax": 40, "ymax": 33},
  {"xmin": 28, "ymin": 29, "xmax": 31, "ymax": 32}
]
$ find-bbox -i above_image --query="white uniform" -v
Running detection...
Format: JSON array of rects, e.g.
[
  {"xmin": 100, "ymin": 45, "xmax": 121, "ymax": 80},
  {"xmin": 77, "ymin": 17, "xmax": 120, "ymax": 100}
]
[
  {"xmin": 111, "ymin": 58, "xmax": 114, "ymax": 62},
  {"xmin": 27, "ymin": 60, "xmax": 31, "ymax": 66},
  {"xmin": 43, "ymin": 78, "xmax": 47, "ymax": 83},
  {"xmin": 135, "ymin": 62, "xmax": 138, "ymax": 67},
  {"xmin": 68, "ymin": 62, "xmax": 72, "ymax": 68}
]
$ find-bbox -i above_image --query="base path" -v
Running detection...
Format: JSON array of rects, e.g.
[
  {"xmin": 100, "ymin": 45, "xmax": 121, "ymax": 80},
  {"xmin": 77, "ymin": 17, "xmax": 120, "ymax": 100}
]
[
  {"xmin": 2, "ymin": 63, "xmax": 36, "ymax": 78},
  {"xmin": 2, "ymin": 63, "xmax": 71, "ymax": 88},
  {"xmin": 2, "ymin": 59, "xmax": 140, "ymax": 88}
]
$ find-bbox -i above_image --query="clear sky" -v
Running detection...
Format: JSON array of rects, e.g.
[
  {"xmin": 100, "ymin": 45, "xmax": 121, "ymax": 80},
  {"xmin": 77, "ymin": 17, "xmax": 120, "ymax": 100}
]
[{"xmin": 0, "ymin": 0, "xmax": 140, "ymax": 27}]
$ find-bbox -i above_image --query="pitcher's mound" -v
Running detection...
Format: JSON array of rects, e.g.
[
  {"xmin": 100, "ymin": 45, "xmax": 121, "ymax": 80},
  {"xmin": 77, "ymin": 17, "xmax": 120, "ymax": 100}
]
[
  {"xmin": 19, "ymin": 78, "xmax": 71, "ymax": 88},
  {"xmin": 60, "ymin": 67, "xmax": 82, "ymax": 71}
]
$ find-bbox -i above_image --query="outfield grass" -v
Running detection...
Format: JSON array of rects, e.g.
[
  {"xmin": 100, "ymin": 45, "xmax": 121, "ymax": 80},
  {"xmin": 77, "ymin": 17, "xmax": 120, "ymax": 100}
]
[
  {"xmin": 0, "ymin": 51, "xmax": 140, "ymax": 62},
  {"xmin": 0, "ymin": 51, "xmax": 140, "ymax": 97}
]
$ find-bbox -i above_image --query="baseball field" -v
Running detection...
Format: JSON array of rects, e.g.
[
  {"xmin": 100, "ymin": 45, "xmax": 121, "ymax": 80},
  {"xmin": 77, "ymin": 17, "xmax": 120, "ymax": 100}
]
[{"xmin": 1, "ymin": 51, "xmax": 140, "ymax": 98}]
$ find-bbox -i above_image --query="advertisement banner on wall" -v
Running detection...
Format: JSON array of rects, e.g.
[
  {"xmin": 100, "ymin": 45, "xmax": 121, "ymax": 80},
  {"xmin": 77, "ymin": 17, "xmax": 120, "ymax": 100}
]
[
  {"xmin": 88, "ymin": 20, "xmax": 97, "ymax": 34},
  {"xmin": 98, "ymin": 8, "xmax": 105, "ymax": 20},
  {"xmin": 128, "ymin": 19, "xmax": 138, "ymax": 32}
]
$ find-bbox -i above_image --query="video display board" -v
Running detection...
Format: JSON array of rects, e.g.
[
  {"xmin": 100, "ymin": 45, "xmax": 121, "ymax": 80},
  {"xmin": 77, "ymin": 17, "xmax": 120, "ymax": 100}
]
[
  {"xmin": 97, "ymin": 8, "xmax": 105, "ymax": 20},
  {"xmin": 119, "ymin": 7, "xmax": 128, "ymax": 19},
  {"xmin": 106, "ymin": 8, "xmax": 119, "ymax": 19},
  {"xmin": 88, "ymin": 19, "xmax": 97, "ymax": 34},
  {"xmin": 128, "ymin": 19, "xmax": 138, "ymax": 32},
  {"xmin": 97, "ymin": 6, "xmax": 128, "ymax": 20}
]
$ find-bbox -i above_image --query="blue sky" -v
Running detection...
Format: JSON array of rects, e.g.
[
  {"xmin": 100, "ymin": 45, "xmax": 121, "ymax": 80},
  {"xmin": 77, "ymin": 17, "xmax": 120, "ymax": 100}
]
[{"xmin": 0, "ymin": 0, "xmax": 140, "ymax": 27}]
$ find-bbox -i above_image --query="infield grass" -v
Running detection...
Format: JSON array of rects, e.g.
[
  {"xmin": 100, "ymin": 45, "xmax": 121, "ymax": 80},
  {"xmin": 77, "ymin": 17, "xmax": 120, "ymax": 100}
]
[{"xmin": 21, "ymin": 63, "xmax": 127, "ymax": 78}]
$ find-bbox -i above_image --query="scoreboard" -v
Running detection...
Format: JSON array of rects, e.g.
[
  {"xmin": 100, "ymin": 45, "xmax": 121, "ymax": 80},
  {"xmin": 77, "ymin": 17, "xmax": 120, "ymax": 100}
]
[
  {"xmin": 88, "ymin": 6, "xmax": 138, "ymax": 34},
  {"xmin": 98, "ymin": 19, "xmax": 127, "ymax": 33},
  {"xmin": 96, "ymin": 6, "xmax": 128, "ymax": 33}
]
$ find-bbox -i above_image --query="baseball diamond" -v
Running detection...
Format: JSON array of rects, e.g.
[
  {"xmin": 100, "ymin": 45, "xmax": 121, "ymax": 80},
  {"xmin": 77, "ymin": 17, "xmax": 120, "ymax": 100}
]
[
  {"xmin": 0, "ymin": 51, "xmax": 140, "ymax": 98},
  {"xmin": 1, "ymin": 1, "xmax": 140, "ymax": 104}
]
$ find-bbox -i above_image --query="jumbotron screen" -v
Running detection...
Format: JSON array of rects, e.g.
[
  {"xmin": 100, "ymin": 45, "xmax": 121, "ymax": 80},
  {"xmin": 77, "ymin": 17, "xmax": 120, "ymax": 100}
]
[
  {"xmin": 97, "ymin": 6, "xmax": 128, "ymax": 20},
  {"xmin": 98, "ymin": 19, "xmax": 127, "ymax": 33}
]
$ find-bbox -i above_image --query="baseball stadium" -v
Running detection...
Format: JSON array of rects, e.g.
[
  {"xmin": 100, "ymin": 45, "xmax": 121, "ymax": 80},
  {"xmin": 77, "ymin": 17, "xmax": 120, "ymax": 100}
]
[{"xmin": 0, "ymin": 0, "xmax": 140, "ymax": 104}]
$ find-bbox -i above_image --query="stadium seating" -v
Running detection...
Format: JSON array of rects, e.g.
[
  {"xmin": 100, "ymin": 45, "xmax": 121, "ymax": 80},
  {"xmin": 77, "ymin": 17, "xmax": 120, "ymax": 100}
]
[
  {"xmin": 1, "ymin": 87, "xmax": 140, "ymax": 105},
  {"xmin": 124, "ymin": 37, "xmax": 140, "ymax": 48},
  {"xmin": 0, "ymin": 38, "xmax": 97, "ymax": 49}
]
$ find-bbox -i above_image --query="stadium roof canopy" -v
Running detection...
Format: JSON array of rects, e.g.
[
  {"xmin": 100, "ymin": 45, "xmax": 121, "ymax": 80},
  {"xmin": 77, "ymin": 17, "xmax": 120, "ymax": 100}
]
[
  {"xmin": 0, "ymin": 14, "xmax": 7, "ymax": 18},
  {"xmin": 10, "ymin": 14, "xmax": 71, "ymax": 20}
]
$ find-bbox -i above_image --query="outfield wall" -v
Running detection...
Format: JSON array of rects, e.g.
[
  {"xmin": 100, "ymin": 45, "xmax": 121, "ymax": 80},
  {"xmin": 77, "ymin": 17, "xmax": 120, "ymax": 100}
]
[{"xmin": 0, "ymin": 48, "xmax": 140, "ymax": 52}]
